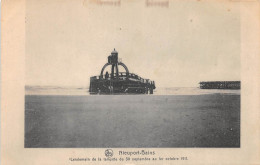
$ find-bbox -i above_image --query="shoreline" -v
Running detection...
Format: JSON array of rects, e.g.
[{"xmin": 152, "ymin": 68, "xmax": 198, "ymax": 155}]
[{"xmin": 25, "ymin": 94, "xmax": 240, "ymax": 148}]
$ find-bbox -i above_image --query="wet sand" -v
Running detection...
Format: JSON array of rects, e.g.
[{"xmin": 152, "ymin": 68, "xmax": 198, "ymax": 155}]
[{"xmin": 25, "ymin": 94, "xmax": 240, "ymax": 148}]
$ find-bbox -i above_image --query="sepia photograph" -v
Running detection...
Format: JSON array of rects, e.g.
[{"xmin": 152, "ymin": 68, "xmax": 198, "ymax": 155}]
[
  {"xmin": 24, "ymin": 0, "xmax": 241, "ymax": 148},
  {"xmin": 3, "ymin": 0, "xmax": 260, "ymax": 164}
]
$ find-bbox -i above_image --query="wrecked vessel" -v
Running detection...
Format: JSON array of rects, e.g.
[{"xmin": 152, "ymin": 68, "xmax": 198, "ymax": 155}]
[{"xmin": 89, "ymin": 49, "xmax": 156, "ymax": 94}]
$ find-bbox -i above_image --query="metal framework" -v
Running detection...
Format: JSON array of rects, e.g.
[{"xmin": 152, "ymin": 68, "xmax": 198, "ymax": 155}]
[{"xmin": 89, "ymin": 49, "xmax": 156, "ymax": 94}]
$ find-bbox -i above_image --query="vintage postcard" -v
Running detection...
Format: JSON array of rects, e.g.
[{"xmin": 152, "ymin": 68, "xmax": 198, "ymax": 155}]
[{"xmin": 1, "ymin": 0, "xmax": 260, "ymax": 164}]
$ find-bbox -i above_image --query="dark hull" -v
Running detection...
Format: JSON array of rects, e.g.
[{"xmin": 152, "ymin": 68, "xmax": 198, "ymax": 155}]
[{"xmin": 89, "ymin": 78, "xmax": 155, "ymax": 95}]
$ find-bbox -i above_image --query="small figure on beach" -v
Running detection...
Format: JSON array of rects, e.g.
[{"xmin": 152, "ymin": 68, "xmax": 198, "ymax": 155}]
[{"xmin": 105, "ymin": 71, "xmax": 109, "ymax": 79}]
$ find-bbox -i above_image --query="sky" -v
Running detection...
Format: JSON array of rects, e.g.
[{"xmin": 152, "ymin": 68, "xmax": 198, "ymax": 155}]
[{"xmin": 26, "ymin": 0, "xmax": 241, "ymax": 87}]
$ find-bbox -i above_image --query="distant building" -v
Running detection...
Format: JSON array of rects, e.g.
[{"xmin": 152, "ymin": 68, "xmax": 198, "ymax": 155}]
[{"xmin": 199, "ymin": 81, "xmax": 240, "ymax": 89}]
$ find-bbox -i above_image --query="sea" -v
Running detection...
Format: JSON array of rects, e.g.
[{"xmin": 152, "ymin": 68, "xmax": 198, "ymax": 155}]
[{"xmin": 25, "ymin": 86, "xmax": 240, "ymax": 95}]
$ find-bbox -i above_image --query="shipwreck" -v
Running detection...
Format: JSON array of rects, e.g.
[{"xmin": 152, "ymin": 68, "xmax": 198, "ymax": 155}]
[{"xmin": 89, "ymin": 49, "xmax": 156, "ymax": 94}]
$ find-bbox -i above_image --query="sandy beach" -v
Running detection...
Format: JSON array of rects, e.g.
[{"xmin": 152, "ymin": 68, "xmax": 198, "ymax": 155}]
[{"xmin": 25, "ymin": 94, "xmax": 240, "ymax": 148}]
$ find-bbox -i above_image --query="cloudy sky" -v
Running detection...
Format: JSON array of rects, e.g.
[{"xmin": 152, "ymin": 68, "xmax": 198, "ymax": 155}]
[{"xmin": 26, "ymin": 0, "xmax": 240, "ymax": 87}]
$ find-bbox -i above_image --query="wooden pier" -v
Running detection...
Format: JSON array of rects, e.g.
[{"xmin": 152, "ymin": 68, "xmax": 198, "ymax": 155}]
[{"xmin": 199, "ymin": 81, "xmax": 240, "ymax": 89}]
